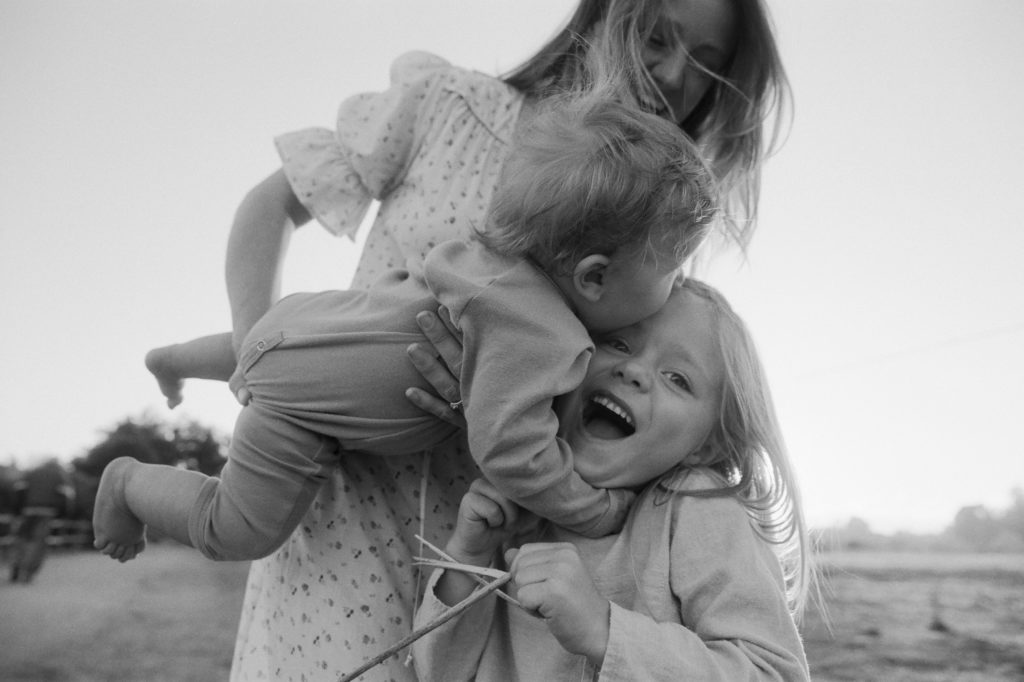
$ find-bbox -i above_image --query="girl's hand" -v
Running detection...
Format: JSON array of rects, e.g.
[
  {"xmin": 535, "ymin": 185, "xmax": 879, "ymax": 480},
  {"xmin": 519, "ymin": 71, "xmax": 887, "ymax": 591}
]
[
  {"xmin": 434, "ymin": 479, "xmax": 524, "ymax": 607},
  {"xmin": 446, "ymin": 479, "xmax": 521, "ymax": 567},
  {"xmin": 405, "ymin": 307, "xmax": 466, "ymax": 428},
  {"xmin": 506, "ymin": 543, "xmax": 610, "ymax": 665}
]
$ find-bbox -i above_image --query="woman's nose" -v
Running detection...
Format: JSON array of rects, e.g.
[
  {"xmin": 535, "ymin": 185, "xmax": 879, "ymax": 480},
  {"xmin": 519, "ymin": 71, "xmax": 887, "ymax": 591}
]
[{"xmin": 651, "ymin": 47, "xmax": 689, "ymax": 90}]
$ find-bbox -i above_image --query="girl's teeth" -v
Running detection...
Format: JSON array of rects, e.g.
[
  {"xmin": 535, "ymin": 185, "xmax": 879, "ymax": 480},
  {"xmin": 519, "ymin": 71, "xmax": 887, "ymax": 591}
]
[{"xmin": 591, "ymin": 395, "xmax": 633, "ymax": 427}]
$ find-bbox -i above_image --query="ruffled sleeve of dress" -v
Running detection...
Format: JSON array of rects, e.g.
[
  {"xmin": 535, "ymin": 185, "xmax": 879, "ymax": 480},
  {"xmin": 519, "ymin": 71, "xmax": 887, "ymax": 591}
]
[{"xmin": 274, "ymin": 51, "xmax": 456, "ymax": 239}]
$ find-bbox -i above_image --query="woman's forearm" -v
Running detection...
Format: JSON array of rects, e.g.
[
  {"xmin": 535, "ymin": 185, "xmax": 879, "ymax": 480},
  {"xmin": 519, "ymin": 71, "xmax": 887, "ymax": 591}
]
[{"xmin": 225, "ymin": 169, "xmax": 310, "ymax": 352}]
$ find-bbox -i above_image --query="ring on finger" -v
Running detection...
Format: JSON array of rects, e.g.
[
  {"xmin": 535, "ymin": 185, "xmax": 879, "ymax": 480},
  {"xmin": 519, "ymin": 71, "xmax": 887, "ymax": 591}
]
[{"xmin": 449, "ymin": 399, "xmax": 463, "ymax": 412}]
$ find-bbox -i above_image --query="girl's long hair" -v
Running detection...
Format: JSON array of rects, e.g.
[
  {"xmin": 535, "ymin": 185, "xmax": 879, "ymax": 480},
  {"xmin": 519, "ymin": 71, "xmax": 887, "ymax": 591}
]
[
  {"xmin": 656, "ymin": 278, "xmax": 814, "ymax": 617},
  {"xmin": 502, "ymin": 0, "xmax": 791, "ymax": 247}
]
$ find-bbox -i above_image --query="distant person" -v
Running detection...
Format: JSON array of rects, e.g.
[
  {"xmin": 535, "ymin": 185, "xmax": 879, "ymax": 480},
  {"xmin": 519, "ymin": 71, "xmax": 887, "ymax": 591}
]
[
  {"xmin": 138, "ymin": 0, "xmax": 789, "ymax": 677},
  {"xmin": 411, "ymin": 280, "xmax": 813, "ymax": 681},
  {"xmin": 9, "ymin": 459, "xmax": 74, "ymax": 583},
  {"xmin": 92, "ymin": 90, "xmax": 717, "ymax": 563}
]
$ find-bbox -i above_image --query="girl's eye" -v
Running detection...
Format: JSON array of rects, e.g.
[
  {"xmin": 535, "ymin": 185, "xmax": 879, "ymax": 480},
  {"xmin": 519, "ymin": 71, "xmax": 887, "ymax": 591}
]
[
  {"xmin": 603, "ymin": 338, "xmax": 630, "ymax": 353},
  {"xmin": 665, "ymin": 371, "xmax": 691, "ymax": 392}
]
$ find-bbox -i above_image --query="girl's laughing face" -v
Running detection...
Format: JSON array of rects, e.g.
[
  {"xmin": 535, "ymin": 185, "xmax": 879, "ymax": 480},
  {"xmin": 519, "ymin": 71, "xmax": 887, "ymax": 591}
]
[{"xmin": 558, "ymin": 288, "xmax": 725, "ymax": 489}]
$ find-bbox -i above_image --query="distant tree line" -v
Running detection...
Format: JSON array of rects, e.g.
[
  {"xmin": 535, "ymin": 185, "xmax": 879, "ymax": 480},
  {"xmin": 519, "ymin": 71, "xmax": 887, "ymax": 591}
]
[
  {"xmin": 3, "ymin": 418, "xmax": 1020, "ymax": 555},
  {"xmin": 822, "ymin": 488, "xmax": 1024, "ymax": 553},
  {"xmin": 0, "ymin": 415, "xmax": 226, "ymax": 526}
]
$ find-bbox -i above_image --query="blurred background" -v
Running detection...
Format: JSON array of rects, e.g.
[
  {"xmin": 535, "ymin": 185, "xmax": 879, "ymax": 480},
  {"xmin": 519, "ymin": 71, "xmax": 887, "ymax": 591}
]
[{"xmin": 3, "ymin": 0, "xmax": 1022, "ymax": 536}]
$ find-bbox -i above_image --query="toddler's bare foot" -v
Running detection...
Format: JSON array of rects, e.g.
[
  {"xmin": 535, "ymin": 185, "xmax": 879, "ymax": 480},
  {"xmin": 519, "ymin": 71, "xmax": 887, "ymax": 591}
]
[
  {"xmin": 145, "ymin": 346, "xmax": 184, "ymax": 408},
  {"xmin": 93, "ymin": 457, "xmax": 147, "ymax": 562}
]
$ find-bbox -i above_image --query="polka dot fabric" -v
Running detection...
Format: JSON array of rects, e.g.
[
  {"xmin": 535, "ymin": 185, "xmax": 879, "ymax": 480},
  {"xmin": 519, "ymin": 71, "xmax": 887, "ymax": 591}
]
[{"xmin": 230, "ymin": 52, "xmax": 524, "ymax": 681}]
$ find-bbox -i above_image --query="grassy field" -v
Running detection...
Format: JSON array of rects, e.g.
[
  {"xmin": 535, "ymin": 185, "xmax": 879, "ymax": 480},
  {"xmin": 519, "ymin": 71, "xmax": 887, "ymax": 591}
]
[
  {"xmin": 1, "ymin": 546, "xmax": 1022, "ymax": 680},
  {"xmin": 802, "ymin": 551, "xmax": 1024, "ymax": 681},
  {"xmin": 0, "ymin": 543, "xmax": 249, "ymax": 682}
]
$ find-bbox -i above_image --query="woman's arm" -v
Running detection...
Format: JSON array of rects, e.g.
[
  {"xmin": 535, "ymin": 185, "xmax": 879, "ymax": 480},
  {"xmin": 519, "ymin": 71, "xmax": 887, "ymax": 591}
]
[{"xmin": 225, "ymin": 169, "xmax": 311, "ymax": 353}]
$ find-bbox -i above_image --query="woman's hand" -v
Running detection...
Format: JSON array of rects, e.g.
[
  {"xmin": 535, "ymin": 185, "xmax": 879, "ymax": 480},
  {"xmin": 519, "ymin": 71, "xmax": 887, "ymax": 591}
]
[
  {"xmin": 405, "ymin": 307, "xmax": 466, "ymax": 427},
  {"xmin": 506, "ymin": 542, "xmax": 610, "ymax": 666}
]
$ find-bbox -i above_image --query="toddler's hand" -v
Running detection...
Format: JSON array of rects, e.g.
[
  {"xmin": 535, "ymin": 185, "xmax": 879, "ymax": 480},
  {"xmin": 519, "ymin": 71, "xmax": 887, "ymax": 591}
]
[
  {"xmin": 234, "ymin": 386, "xmax": 252, "ymax": 406},
  {"xmin": 507, "ymin": 542, "xmax": 610, "ymax": 665}
]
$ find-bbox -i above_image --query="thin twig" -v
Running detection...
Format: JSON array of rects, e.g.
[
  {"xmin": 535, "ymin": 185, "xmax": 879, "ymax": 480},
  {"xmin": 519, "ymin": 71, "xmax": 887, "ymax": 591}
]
[
  {"xmin": 337, "ymin": 572, "xmax": 511, "ymax": 682},
  {"xmin": 414, "ymin": 557, "xmax": 506, "ymax": 579},
  {"xmin": 414, "ymin": 534, "xmax": 527, "ymax": 611}
]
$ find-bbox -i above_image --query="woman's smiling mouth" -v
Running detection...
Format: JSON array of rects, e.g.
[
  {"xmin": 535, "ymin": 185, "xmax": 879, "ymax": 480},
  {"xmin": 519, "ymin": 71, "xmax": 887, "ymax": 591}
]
[{"xmin": 582, "ymin": 392, "xmax": 636, "ymax": 439}]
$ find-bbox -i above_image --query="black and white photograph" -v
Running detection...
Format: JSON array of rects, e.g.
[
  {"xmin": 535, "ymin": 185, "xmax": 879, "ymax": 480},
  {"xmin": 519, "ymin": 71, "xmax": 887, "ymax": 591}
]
[{"xmin": 2, "ymin": 1, "xmax": 1022, "ymax": 680}]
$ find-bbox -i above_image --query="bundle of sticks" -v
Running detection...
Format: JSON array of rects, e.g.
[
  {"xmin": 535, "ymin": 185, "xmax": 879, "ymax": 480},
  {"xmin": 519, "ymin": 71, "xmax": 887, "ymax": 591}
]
[{"xmin": 338, "ymin": 535, "xmax": 531, "ymax": 682}]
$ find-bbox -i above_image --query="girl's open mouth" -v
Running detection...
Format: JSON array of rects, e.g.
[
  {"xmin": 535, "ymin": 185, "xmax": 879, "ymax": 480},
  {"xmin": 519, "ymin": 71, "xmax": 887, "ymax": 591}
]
[{"xmin": 582, "ymin": 393, "xmax": 636, "ymax": 440}]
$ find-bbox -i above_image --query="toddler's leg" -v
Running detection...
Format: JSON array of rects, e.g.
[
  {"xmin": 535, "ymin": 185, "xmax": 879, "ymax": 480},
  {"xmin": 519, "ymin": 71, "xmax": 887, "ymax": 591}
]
[
  {"xmin": 145, "ymin": 332, "xmax": 236, "ymax": 408},
  {"xmin": 92, "ymin": 456, "xmax": 207, "ymax": 562},
  {"xmin": 188, "ymin": 403, "xmax": 336, "ymax": 561}
]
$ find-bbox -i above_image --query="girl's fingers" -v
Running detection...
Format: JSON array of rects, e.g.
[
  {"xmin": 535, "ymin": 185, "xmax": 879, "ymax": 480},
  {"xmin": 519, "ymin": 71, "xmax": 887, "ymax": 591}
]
[
  {"xmin": 462, "ymin": 490, "xmax": 506, "ymax": 529},
  {"xmin": 468, "ymin": 479, "xmax": 518, "ymax": 528},
  {"xmin": 509, "ymin": 543, "xmax": 577, "ymax": 584}
]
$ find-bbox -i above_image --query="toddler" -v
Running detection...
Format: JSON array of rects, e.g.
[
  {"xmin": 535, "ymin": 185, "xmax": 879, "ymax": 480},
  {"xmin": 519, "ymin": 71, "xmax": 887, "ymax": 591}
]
[{"xmin": 93, "ymin": 90, "xmax": 716, "ymax": 563}]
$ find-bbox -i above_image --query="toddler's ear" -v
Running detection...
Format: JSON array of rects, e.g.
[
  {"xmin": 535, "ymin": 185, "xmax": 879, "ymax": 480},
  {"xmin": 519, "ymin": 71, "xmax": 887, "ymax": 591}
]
[{"xmin": 572, "ymin": 254, "xmax": 610, "ymax": 303}]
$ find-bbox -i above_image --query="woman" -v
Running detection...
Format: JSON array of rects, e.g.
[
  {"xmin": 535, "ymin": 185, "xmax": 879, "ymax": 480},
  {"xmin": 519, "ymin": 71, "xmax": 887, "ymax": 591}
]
[{"xmin": 220, "ymin": 1, "xmax": 790, "ymax": 678}]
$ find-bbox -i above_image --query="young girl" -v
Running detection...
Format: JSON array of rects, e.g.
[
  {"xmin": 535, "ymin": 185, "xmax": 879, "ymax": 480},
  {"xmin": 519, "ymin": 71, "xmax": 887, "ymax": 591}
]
[
  {"xmin": 93, "ymin": 90, "xmax": 717, "ymax": 563},
  {"xmin": 411, "ymin": 279, "xmax": 812, "ymax": 681},
  {"xmin": 209, "ymin": 1, "xmax": 789, "ymax": 678}
]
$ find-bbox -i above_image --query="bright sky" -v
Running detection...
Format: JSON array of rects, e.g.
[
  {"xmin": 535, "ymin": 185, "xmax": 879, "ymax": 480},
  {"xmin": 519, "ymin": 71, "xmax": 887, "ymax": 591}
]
[{"xmin": 2, "ymin": 0, "xmax": 1022, "ymax": 535}]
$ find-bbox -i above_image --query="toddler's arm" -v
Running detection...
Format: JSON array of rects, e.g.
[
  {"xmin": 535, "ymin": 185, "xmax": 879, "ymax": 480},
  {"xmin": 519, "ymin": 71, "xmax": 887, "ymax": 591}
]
[
  {"xmin": 407, "ymin": 301, "xmax": 634, "ymax": 537},
  {"xmin": 456, "ymin": 289, "xmax": 633, "ymax": 537}
]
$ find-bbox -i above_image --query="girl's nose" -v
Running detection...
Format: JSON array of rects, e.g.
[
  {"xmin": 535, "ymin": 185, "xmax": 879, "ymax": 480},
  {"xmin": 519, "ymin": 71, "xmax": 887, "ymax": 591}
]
[{"xmin": 613, "ymin": 359, "xmax": 651, "ymax": 392}]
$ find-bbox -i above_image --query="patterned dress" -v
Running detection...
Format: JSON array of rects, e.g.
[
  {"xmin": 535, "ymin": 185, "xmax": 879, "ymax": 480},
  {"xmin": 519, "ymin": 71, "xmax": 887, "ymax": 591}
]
[{"xmin": 229, "ymin": 52, "xmax": 525, "ymax": 681}]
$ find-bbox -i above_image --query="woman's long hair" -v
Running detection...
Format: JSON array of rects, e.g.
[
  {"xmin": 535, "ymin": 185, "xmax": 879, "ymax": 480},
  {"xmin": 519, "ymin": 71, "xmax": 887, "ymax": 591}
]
[{"xmin": 503, "ymin": 0, "xmax": 791, "ymax": 247}]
